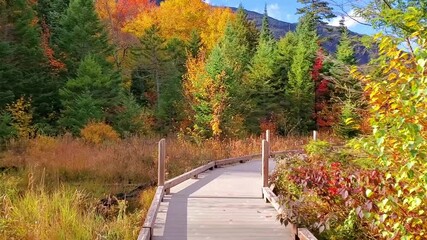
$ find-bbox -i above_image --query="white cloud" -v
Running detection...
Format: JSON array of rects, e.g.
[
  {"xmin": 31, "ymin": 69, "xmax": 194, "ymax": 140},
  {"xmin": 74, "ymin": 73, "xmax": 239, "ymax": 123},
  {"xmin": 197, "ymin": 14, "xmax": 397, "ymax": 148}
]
[
  {"xmin": 328, "ymin": 10, "xmax": 366, "ymax": 28},
  {"xmin": 204, "ymin": 0, "xmax": 211, "ymax": 4},
  {"xmin": 267, "ymin": 3, "xmax": 284, "ymax": 21}
]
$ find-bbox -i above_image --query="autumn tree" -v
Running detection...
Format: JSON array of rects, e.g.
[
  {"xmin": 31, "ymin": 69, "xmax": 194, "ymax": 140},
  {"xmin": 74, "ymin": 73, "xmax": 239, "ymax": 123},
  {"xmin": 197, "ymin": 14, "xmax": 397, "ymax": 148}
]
[
  {"xmin": 95, "ymin": 0, "xmax": 155, "ymax": 79},
  {"xmin": 124, "ymin": 0, "xmax": 234, "ymax": 51}
]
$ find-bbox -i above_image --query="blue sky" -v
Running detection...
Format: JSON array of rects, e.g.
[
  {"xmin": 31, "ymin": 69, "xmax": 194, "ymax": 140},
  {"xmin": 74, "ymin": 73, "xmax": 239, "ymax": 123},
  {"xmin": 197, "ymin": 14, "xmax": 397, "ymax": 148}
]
[{"xmin": 205, "ymin": 0, "xmax": 376, "ymax": 35}]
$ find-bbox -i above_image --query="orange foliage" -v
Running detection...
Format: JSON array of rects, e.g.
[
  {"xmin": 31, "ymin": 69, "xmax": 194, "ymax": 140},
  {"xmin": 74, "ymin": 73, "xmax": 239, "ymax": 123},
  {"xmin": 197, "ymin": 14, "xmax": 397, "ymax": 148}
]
[{"xmin": 40, "ymin": 20, "xmax": 66, "ymax": 72}]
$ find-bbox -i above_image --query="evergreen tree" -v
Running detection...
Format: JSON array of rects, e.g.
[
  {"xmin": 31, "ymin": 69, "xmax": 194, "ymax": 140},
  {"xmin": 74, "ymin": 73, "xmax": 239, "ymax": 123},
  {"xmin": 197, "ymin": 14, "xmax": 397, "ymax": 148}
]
[
  {"xmin": 187, "ymin": 30, "xmax": 203, "ymax": 58},
  {"xmin": 259, "ymin": 5, "xmax": 274, "ymax": 42},
  {"xmin": 234, "ymin": 4, "xmax": 259, "ymax": 56},
  {"xmin": 0, "ymin": 0, "xmax": 60, "ymax": 126},
  {"xmin": 243, "ymin": 7, "xmax": 279, "ymax": 134},
  {"xmin": 59, "ymin": 55, "xmax": 122, "ymax": 134},
  {"xmin": 297, "ymin": 0, "xmax": 336, "ymax": 24},
  {"xmin": 275, "ymin": 32, "xmax": 298, "ymax": 99},
  {"xmin": 37, "ymin": 0, "xmax": 70, "ymax": 34},
  {"xmin": 131, "ymin": 25, "xmax": 168, "ymax": 109},
  {"xmin": 336, "ymin": 27, "xmax": 356, "ymax": 65},
  {"xmin": 56, "ymin": 0, "xmax": 113, "ymax": 76},
  {"xmin": 285, "ymin": 12, "xmax": 319, "ymax": 133}
]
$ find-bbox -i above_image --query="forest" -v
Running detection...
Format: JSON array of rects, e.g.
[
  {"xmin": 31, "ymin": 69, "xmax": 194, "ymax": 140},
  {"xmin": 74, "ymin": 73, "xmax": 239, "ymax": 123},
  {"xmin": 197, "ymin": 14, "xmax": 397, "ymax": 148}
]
[{"xmin": 0, "ymin": 0, "xmax": 426, "ymax": 239}]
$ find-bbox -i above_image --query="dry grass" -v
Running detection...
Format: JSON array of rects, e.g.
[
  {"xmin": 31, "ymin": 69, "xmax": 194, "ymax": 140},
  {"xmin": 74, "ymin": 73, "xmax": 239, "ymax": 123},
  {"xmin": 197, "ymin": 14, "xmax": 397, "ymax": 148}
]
[{"xmin": 0, "ymin": 132, "xmax": 339, "ymax": 191}]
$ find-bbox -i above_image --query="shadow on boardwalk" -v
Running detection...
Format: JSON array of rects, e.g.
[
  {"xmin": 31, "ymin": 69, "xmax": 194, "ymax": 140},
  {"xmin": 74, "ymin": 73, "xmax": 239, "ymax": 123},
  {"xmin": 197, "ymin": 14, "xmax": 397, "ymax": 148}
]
[{"xmin": 153, "ymin": 160, "xmax": 294, "ymax": 240}]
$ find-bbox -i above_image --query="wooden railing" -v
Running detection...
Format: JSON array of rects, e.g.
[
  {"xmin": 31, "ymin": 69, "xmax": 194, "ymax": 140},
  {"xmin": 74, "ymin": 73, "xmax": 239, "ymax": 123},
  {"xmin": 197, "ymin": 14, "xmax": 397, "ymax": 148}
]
[{"xmin": 137, "ymin": 130, "xmax": 318, "ymax": 240}]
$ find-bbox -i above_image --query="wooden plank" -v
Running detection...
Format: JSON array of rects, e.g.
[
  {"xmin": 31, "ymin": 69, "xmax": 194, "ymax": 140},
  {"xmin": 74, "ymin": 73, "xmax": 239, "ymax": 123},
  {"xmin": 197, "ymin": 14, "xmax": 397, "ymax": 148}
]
[
  {"xmin": 271, "ymin": 149, "xmax": 303, "ymax": 156},
  {"xmin": 214, "ymin": 154, "xmax": 257, "ymax": 167},
  {"xmin": 262, "ymin": 187, "xmax": 282, "ymax": 213},
  {"xmin": 262, "ymin": 140, "xmax": 269, "ymax": 188},
  {"xmin": 158, "ymin": 139, "xmax": 166, "ymax": 187},
  {"xmin": 137, "ymin": 228, "xmax": 150, "ymax": 240},
  {"xmin": 262, "ymin": 187, "xmax": 318, "ymax": 240},
  {"xmin": 164, "ymin": 162, "xmax": 215, "ymax": 190},
  {"xmin": 138, "ymin": 186, "xmax": 165, "ymax": 240},
  {"xmin": 298, "ymin": 228, "xmax": 318, "ymax": 240},
  {"xmin": 153, "ymin": 160, "xmax": 295, "ymax": 240}
]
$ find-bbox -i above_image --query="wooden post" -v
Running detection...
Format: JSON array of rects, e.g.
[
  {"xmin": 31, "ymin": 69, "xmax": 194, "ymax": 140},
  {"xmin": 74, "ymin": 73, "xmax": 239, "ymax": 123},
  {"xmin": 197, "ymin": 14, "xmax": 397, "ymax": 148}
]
[
  {"xmin": 158, "ymin": 139, "xmax": 165, "ymax": 187},
  {"xmin": 313, "ymin": 130, "xmax": 318, "ymax": 141},
  {"xmin": 262, "ymin": 140, "xmax": 269, "ymax": 188},
  {"xmin": 266, "ymin": 129, "xmax": 270, "ymax": 143}
]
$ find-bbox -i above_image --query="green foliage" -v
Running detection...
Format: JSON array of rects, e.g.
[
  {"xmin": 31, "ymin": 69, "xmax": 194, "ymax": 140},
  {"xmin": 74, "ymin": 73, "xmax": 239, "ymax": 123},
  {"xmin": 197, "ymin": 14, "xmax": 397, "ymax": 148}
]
[
  {"xmin": 235, "ymin": 4, "xmax": 259, "ymax": 56},
  {"xmin": 285, "ymin": 13, "xmax": 318, "ymax": 133},
  {"xmin": 336, "ymin": 29, "xmax": 356, "ymax": 65},
  {"xmin": 0, "ymin": 0, "xmax": 60, "ymax": 125},
  {"xmin": 59, "ymin": 56, "xmax": 121, "ymax": 135},
  {"xmin": 245, "ymin": 36, "xmax": 278, "ymax": 134},
  {"xmin": 297, "ymin": 0, "xmax": 336, "ymax": 24},
  {"xmin": 0, "ymin": 113, "xmax": 17, "ymax": 145},
  {"xmin": 260, "ymin": 6, "xmax": 274, "ymax": 42},
  {"xmin": 113, "ymin": 93, "xmax": 144, "ymax": 137},
  {"xmin": 304, "ymin": 140, "xmax": 331, "ymax": 157},
  {"xmin": 56, "ymin": 0, "xmax": 113, "ymax": 76},
  {"xmin": 334, "ymin": 100, "xmax": 361, "ymax": 139}
]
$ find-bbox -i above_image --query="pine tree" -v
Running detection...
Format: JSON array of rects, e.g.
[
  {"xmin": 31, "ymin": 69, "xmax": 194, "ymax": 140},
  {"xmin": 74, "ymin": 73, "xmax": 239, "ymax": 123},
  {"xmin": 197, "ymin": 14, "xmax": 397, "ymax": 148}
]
[
  {"xmin": 259, "ymin": 5, "xmax": 274, "ymax": 42},
  {"xmin": 0, "ymin": 0, "xmax": 60, "ymax": 126},
  {"xmin": 336, "ymin": 27, "xmax": 356, "ymax": 65},
  {"xmin": 234, "ymin": 4, "xmax": 259, "ymax": 56},
  {"xmin": 131, "ymin": 25, "xmax": 168, "ymax": 109},
  {"xmin": 285, "ymin": 12, "xmax": 319, "ymax": 133},
  {"xmin": 297, "ymin": 0, "xmax": 336, "ymax": 24},
  {"xmin": 59, "ymin": 55, "xmax": 122, "ymax": 134},
  {"xmin": 275, "ymin": 32, "xmax": 298, "ymax": 99},
  {"xmin": 243, "ymin": 7, "xmax": 279, "ymax": 134},
  {"xmin": 56, "ymin": 0, "xmax": 113, "ymax": 76},
  {"xmin": 187, "ymin": 30, "xmax": 203, "ymax": 58}
]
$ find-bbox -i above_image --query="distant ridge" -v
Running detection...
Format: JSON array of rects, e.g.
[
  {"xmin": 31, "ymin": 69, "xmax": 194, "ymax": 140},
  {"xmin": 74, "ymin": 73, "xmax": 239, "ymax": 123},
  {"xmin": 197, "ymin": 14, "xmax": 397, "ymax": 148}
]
[{"xmin": 231, "ymin": 8, "xmax": 371, "ymax": 64}]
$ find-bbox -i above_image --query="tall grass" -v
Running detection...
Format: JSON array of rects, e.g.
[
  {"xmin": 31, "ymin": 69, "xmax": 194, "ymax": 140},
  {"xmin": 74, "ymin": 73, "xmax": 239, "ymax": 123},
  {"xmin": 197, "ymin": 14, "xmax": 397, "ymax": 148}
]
[{"xmin": 0, "ymin": 173, "xmax": 155, "ymax": 240}]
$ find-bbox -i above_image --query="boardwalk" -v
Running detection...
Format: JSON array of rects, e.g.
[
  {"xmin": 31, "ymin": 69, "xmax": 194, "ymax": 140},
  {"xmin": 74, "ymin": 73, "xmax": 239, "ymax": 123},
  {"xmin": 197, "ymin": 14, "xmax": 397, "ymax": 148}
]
[{"xmin": 152, "ymin": 159, "xmax": 294, "ymax": 240}]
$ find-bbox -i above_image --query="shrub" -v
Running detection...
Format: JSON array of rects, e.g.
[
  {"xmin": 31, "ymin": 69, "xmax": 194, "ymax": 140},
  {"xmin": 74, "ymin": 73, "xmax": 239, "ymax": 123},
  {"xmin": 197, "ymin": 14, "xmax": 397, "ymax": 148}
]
[
  {"xmin": 80, "ymin": 122, "xmax": 119, "ymax": 144},
  {"xmin": 0, "ymin": 112, "xmax": 17, "ymax": 145},
  {"xmin": 334, "ymin": 100, "xmax": 361, "ymax": 139},
  {"xmin": 6, "ymin": 97, "xmax": 34, "ymax": 139},
  {"xmin": 304, "ymin": 140, "xmax": 331, "ymax": 157}
]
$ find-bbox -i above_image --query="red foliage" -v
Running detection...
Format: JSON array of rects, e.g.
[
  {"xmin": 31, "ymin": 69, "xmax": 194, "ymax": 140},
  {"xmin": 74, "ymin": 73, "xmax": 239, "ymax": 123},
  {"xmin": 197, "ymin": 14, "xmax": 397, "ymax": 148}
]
[
  {"xmin": 312, "ymin": 49, "xmax": 333, "ymax": 128},
  {"xmin": 40, "ymin": 20, "xmax": 66, "ymax": 72},
  {"xmin": 115, "ymin": 0, "xmax": 155, "ymax": 27},
  {"xmin": 260, "ymin": 118, "xmax": 277, "ymax": 136}
]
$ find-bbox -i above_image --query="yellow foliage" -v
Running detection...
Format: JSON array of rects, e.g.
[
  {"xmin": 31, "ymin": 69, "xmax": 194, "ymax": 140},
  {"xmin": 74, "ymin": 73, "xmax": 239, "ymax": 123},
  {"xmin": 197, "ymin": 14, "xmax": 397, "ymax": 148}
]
[
  {"xmin": 123, "ymin": 0, "xmax": 234, "ymax": 50},
  {"xmin": 80, "ymin": 122, "xmax": 119, "ymax": 144},
  {"xmin": 122, "ymin": 9, "xmax": 156, "ymax": 37},
  {"xmin": 201, "ymin": 7, "xmax": 235, "ymax": 50},
  {"xmin": 6, "ymin": 97, "xmax": 34, "ymax": 138}
]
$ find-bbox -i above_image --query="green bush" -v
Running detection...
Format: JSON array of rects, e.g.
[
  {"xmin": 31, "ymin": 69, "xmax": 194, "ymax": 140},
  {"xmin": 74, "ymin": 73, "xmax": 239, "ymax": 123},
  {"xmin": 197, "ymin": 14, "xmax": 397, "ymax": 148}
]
[{"xmin": 304, "ymin": 140, "xmax": 331, "ymax": 157}]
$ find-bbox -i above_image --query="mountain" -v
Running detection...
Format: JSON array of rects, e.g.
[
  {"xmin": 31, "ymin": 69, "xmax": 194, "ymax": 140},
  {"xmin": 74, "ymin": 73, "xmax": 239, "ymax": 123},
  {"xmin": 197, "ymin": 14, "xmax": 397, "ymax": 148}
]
[{"xmin": 236, "ymin": 8, "xmax": 372, "ymax": 64}]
